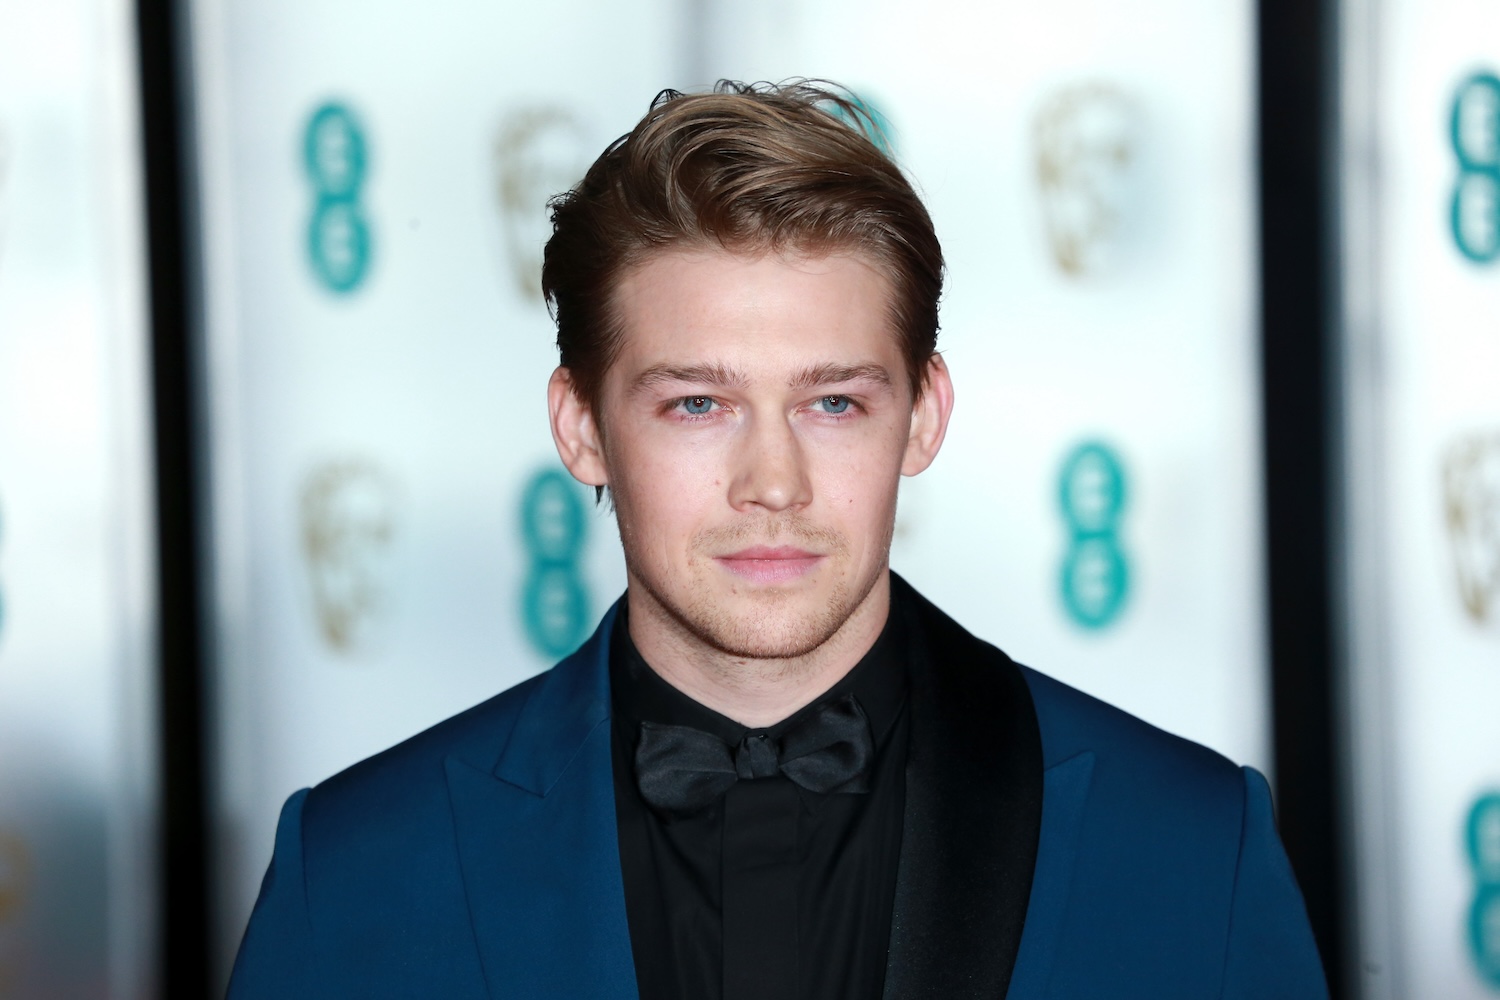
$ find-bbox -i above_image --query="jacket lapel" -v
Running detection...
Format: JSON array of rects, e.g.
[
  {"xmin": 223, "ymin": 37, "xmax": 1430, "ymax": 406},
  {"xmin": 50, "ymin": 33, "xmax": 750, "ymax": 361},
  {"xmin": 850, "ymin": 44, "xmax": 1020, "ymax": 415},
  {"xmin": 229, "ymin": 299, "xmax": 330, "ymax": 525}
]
[
  {"xmin": 1004, "ymin": 750, "xmax": 1096, "ymax": 997},
  {"xmin": 882, "ymin": 575, "xmax": 1045, "ymax": 999},
  {"xmin": 445, "ymin": 606, "xmax": 638, "ymax": 1000}
]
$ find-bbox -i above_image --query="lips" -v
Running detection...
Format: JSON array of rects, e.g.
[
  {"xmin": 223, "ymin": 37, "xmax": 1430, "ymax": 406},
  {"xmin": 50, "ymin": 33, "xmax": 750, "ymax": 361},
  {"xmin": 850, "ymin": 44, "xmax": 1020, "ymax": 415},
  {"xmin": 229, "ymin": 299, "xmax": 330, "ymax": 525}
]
[{"xmin": 714, "ymin": 545, "xmax": 824, "ymax": 584}]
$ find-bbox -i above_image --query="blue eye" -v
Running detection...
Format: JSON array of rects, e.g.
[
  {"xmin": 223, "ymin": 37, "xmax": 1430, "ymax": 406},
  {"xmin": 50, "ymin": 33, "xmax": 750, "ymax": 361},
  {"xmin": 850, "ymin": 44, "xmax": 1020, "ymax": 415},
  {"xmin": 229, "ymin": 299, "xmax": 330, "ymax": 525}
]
[
  {"xmin": 819, "ymin": 395, "xmax": 851, "ymax": 414},
  {"xmin": 682, "ymin": 396, "xmax": 715, "ymax": 415}
]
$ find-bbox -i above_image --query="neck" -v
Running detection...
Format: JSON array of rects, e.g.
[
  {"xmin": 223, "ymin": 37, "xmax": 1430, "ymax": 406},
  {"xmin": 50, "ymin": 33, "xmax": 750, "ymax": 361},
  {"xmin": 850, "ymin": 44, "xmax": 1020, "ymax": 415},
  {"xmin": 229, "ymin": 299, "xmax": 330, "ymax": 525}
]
[{"xmin": 625, "ymin": 571, "xmax": 892, "ymax": 729}]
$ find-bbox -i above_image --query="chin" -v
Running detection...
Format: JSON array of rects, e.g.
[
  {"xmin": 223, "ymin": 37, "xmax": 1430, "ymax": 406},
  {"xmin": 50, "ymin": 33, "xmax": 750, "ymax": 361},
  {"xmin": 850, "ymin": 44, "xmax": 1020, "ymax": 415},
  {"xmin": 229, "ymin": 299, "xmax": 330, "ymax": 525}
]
[{"xmin": 645, "ymin": 566, "xmax": 881, "ymax": 661}]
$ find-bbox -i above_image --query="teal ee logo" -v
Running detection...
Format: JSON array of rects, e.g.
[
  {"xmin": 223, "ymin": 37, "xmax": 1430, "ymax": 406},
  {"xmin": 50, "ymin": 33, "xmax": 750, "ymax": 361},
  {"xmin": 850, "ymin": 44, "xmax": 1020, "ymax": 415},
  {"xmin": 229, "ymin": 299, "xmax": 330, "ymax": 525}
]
[
  {"xmin": 1450, "ymin": 72, "xmax": 1500, "ymax": 263},
  {"xmin": 304, "ymin": 102, "xmax": 372, "ymax": 293},
  {"xmin": 519, "ymin": 468, "xmax": 592, "ymax": 658},
  {"xmin": 1467, "ymin": 792, "xmax": 1500, "ymax": 988},
  {"xmin": 829, "ymin": 91, "xmax": 894, "ymax": 156},
  {"xmin": 1058, "ymin": 441, "xmax": 1130, "ymax": 630}
]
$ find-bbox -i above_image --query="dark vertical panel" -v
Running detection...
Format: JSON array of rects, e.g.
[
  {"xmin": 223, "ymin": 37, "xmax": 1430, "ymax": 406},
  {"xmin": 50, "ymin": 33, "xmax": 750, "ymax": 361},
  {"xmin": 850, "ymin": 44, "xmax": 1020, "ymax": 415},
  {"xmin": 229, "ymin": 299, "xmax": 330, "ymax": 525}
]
[
  {"xmin": 1258, "ymin": 0, "xmax": 1346, "ymax": 996},
  {"xmin": 134, "ymin": 0, "xmax": 212, "ymax": 995}
]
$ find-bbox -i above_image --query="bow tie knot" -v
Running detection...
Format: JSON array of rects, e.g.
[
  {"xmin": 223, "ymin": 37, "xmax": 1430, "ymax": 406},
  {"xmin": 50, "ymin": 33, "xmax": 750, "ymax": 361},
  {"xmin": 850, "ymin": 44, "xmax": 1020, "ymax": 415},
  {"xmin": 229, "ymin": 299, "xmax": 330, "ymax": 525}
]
[
  {"xmin": 633, "ymin": 693, "xmax": 875, "ymax": 815},
  {"xmin": 735, "ymin": 733, "xmax": 780, "ymax": 779}
]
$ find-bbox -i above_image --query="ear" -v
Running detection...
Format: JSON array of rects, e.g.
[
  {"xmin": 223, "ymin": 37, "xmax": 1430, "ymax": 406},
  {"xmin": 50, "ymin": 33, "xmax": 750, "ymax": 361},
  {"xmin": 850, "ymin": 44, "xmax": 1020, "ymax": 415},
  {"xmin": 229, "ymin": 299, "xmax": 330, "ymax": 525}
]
[
  {"xmin": 901, "ymin": 354, "xmax": 954, "ymax": 476},
  {"xmin": 548, "ymin": 367, "xmax": 609, "ymax": 488}
]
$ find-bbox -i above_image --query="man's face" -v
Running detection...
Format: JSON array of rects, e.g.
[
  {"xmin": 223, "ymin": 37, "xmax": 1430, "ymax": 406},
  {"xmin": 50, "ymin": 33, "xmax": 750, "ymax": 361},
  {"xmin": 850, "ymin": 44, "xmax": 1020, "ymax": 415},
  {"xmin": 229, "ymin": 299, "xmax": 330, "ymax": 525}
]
[{"xmin": 560, "ymin": 249, "xmax": 947, "ymax": 661}]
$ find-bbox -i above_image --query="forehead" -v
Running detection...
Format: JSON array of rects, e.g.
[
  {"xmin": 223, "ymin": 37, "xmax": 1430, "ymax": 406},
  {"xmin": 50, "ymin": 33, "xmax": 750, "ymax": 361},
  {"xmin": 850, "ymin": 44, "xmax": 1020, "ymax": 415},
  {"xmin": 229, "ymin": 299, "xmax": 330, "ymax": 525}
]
[{"xmin": 607, "ymin": 248, "xmax": 900, "ymax": 378}]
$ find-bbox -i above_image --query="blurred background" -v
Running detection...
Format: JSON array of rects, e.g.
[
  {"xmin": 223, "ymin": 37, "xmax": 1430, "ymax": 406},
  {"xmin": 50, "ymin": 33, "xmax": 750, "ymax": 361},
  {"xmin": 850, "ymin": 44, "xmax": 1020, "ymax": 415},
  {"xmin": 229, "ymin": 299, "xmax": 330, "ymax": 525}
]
[{"xmin": 0, "ymin": 0, "xmax": 1495, "ymax": 996}]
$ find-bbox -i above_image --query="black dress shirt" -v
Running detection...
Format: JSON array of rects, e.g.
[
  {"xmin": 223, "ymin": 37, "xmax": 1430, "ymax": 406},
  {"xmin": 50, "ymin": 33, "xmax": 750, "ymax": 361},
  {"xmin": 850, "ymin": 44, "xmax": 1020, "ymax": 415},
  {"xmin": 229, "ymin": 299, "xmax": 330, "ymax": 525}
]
[{"xmin": 610, "ymin": 600, "xmax": 910, "ymax": 1000}]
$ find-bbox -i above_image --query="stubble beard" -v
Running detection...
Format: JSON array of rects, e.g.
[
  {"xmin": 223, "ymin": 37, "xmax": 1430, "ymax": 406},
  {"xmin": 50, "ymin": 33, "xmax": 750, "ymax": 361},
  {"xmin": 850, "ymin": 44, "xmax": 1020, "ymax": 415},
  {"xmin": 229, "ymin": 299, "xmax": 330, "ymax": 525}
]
[{"xmin": 622, "ymin": 509, "xmax": 895, "ymax": 668}]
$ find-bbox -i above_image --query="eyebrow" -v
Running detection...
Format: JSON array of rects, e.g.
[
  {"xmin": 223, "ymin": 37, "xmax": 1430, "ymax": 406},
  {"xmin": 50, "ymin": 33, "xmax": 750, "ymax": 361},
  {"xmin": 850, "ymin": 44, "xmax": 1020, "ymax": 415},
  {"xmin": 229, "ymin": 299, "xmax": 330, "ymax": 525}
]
[
  {"xmin": 628, "ymin": 360, "xmax": 895, "ymax": 395},
  {"xmin": 630, "ymin": 362, "xmax": 750, "ymax": 395},
  {"xmin": 788, "ymin": 363, "xmax": 894, "ymax": 391}
]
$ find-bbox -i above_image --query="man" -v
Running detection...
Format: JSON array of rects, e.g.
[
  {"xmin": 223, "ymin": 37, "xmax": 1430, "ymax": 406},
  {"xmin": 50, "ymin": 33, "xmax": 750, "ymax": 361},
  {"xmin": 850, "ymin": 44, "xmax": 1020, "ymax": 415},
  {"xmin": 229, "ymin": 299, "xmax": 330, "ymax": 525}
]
[{"xmin": 229, "ymin": 82, "xmax": 1328, "ymax": 999}]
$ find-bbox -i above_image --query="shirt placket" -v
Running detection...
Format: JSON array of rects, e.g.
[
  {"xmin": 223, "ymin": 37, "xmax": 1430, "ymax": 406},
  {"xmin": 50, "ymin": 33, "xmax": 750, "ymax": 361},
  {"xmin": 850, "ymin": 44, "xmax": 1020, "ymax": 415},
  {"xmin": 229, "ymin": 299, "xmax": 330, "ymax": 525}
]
[{"xmin": 721, "ymin": 776, "xmax": 801, "ymax": 1000}]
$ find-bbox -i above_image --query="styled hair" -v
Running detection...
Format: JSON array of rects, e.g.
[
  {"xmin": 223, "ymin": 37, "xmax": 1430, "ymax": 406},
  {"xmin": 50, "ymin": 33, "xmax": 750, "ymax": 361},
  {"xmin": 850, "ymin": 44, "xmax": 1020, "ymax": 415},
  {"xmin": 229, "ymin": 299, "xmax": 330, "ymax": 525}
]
[{"xmin": 541, "ymin": 80, "xmax": 944, "ymax": 414}]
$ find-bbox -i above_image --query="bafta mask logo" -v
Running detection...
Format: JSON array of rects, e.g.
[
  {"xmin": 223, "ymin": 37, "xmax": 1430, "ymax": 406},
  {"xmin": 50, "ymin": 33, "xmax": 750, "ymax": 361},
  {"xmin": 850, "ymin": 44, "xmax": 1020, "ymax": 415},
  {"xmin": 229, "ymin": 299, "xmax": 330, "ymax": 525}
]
[
  {"xmin": 300, "ymin": 460, "xmax": 400, "ymax": 653},
  {"xmin": 1450, "ymin": 72, "xmax": 1500, "ymax": 263},
  {"xmin": 1443, "ymin": 433, "xmax": 1500, "ymax": 624},
  {"xmin": 1034, "ymin": 84, "xmax": 1141, "ymax": 277},
  {"xmin": 493, "ymin": 107, "xmax": 589, "ymax": 302},
  {"xmin": 518, "ymin": 467, "xmax": 592, "ymax": 658},
  {"xmin": 1467, "ymin": 793, "xmax": 1500, "ymax": 986},
  {"xmin": 303, "ymin": 101, "xmax": 373, "ymax": 294},
  {"xmin": 1058, "ymin": 440, "xmax": 1131, "ymax": 630}
]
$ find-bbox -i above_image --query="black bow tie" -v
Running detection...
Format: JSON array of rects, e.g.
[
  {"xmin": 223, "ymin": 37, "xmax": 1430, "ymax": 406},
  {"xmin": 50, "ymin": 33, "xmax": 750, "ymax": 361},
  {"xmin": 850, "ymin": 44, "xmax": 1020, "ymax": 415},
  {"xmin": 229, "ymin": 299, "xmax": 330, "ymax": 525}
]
[{"xmin": 632, "ymin": 692, "xmax": 876, "ymax": 816}]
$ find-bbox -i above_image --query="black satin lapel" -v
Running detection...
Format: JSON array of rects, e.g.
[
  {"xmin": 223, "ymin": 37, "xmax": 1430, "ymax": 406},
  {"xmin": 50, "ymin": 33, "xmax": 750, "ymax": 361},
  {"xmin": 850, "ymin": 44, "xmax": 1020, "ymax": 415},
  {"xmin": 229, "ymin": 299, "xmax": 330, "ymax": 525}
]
[{"xmin": 882, "ymin": 576, "xmax": 1044, "ymax": 999}]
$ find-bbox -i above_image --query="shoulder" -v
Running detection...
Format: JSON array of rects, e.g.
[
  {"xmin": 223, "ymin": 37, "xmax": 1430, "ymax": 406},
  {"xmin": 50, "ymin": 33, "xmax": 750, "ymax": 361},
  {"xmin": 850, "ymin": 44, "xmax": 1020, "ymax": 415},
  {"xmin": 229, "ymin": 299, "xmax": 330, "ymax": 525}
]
[
  {"xmin": 232, "ymin": 670, "xmax": 554, "ymax": 993},
  {"xmin": 296, "ymin": 670, "xmax": 547, "ymax": 850},
  {"xmin": 897, "ymin": 573, "xmax": 1248, "ymax": 821},
  {"xmin": 1020, "ymin": 661, "xmax": 1243, "ymax": 780},
  {"xmin": 1017, "ymin": 662, "xmax": 1248, "ymax": 831},
  {"xmin": 1007, "ymin": 664, "xmax": 1326, "ymax": 994},
  {"xmin": 285, "ymin": 599, "xmax": 619, "ymax": 865}
]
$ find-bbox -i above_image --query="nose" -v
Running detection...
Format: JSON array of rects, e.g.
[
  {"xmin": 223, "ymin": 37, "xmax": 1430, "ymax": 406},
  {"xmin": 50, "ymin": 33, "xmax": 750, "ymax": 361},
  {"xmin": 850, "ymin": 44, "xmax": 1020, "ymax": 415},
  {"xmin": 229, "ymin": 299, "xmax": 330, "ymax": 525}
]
[{"xmin": 726, "ymin": 411, "xmax": 813, "ymax": 514}]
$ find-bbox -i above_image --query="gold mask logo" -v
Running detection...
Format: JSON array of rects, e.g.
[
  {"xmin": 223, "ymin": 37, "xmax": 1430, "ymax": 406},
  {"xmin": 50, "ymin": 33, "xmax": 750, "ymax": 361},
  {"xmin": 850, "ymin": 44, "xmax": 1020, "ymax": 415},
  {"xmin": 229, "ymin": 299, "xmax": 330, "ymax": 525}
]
[
  {"xmin": 1033, "ymin": 83, "xmax": 1141, "ymax": 277},
  {"xmin": 1444, "ymin": 433, "xmax": 1500, "ymax": 624},
  {"xmin": 300, "ymin": 459, "xmax": 401, "ymax": 654},
  {"xmin": 493, "ymin": 106, "xmax": 589, "ymax": 302}
]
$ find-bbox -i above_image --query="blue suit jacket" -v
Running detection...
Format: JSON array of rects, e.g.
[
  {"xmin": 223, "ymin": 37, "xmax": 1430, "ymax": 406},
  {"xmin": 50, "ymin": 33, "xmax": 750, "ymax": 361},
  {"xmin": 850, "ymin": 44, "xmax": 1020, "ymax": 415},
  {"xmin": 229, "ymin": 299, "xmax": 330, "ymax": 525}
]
[{"xmin": 229, "ymin": 579, "xmax": 1327, "ymax": 998}]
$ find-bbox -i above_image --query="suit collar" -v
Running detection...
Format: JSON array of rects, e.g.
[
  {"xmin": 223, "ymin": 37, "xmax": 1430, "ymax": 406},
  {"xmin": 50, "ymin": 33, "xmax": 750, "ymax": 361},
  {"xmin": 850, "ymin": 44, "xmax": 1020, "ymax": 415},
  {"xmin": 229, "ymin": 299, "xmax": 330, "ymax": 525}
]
[
  {"xmin": 446, "ymin": 605, "xmax": 638, "ymax": 1000},
  {"xmin": 882, "ymin": 573, "xmax": 1045, "ymax": 999},
  {"xmin": 490, "ymin": 603, "xmax": 619, "ymax": 795}
]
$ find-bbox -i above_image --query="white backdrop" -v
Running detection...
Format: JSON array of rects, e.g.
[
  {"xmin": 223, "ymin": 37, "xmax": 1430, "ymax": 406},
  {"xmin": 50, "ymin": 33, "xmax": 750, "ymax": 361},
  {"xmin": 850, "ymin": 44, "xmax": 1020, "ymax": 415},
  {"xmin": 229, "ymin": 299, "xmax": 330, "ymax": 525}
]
[
  {"xmin": 0, "ymin": 0, "xmax": 158, "ymax": 996},
  {"xmin": 1343, "ymin": 1, "xmax": 1500, "ymax": 997},
  {"xmin": 192, "ymin": 0, "xmax": 1270, "ymax": 982}
]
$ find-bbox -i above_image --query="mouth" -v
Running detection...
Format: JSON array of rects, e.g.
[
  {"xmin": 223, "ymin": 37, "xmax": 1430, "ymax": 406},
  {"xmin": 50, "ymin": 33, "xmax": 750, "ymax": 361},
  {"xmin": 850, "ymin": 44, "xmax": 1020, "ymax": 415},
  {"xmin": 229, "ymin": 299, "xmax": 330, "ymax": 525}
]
[{"xmin": 714, "ymin": 545, "xmax": 824, "ymax": 584}]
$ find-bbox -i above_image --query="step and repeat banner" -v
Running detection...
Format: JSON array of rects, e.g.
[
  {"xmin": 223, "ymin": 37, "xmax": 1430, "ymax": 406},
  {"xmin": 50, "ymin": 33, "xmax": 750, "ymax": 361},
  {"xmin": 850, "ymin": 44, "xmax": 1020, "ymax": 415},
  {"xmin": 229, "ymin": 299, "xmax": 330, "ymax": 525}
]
[
  {"xmin": 1343, "ymin": 1, "xmax": 1500, "ymax": 997},
  {"xmin": 185, "ymin": 0, "xmax": 681, "ymax": 979},
  {"xmin": 0, "ymin": 1, "xmax": 159, "ymax": 997},
  {"xmin": 191, "ymin": 0, "xmax": 1268, "ymax": 981},
  {"xmin": 701, "ymin": 0, "xmax": 1268, "ymax": 770}
]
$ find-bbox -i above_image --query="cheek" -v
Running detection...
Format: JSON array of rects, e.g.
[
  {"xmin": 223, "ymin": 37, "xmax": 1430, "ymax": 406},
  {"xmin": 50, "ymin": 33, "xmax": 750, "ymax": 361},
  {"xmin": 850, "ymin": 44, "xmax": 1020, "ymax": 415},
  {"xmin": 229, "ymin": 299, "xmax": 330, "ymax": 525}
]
[
  {"xmin": 805, "ymin": 435, "xmax": 904, "ymax": 523},
  {"xmin": 607, "ymin": 428, "xmax": 728, "ymax": 539}
]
